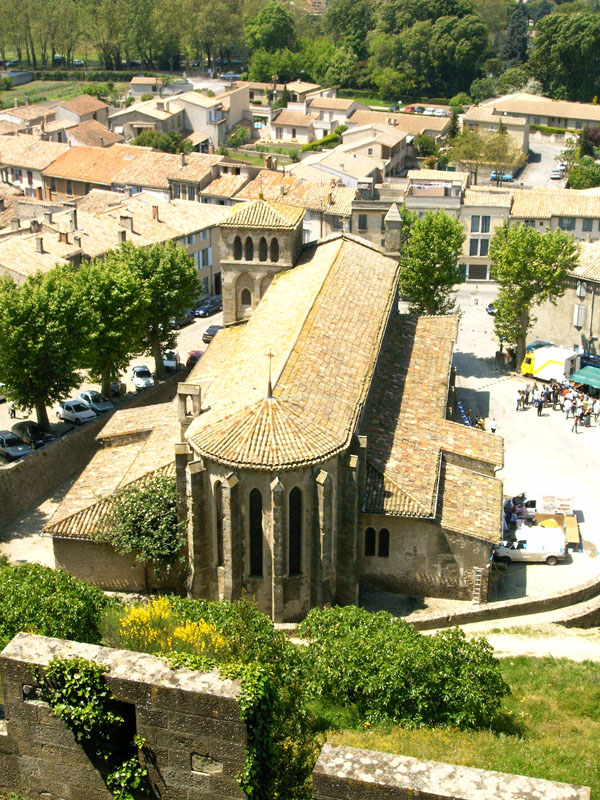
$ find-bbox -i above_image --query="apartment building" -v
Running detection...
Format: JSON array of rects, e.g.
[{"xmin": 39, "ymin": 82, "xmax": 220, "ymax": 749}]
[
  {"xmin": 480, "ymin": 92, "xmax": 600, "ymax": 131},
  {"xmin": 462, "ymin": 105, "xmax": 530, "ymax": 152},
  {"xmin": 0, "ymin": 135, "xmax": 70, "ymax": 197}
]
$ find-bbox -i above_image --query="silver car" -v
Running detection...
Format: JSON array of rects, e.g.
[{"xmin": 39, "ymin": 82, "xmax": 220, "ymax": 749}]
[
  {"xmin": 130, "ymin": 365, "xmax": 155, "ymax": 391},
  {"xmin": 78, "ymin": 390, "xmax": 114, "ymax": 414},
  {"xmin": 0, "ymin": 430, "xmax": 32, "ymax": 461}
]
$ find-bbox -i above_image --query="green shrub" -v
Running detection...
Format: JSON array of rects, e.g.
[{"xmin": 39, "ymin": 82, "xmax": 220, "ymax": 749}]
[
  {"xmin": 531, "ymin": 124, "xmax": 576, "ymax": 136},
  {"xmin": 0, "ymin": 559, "xmax": 110, "ymax": 650},
  {"xmin": 301, "ymin": 133, "xmax": 340, "ymax": 151},
  {"xmin": 297, "ymin": 606, "xmax": 509, "ymax": 729}
]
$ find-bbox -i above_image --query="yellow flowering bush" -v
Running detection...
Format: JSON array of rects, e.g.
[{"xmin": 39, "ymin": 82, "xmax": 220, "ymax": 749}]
[{"xmin": 110, "ymin": 596, "xmax": 227, "ymax": 659}]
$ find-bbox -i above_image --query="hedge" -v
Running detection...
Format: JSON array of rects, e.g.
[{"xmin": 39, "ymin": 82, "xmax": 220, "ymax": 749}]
[
  {"xmin": 531, "ymin": 124, "xmax": 577, "ymax": 136},
  {"xmin": 33, "ymin": 70, "xmax": 162, "ymax": 83}
]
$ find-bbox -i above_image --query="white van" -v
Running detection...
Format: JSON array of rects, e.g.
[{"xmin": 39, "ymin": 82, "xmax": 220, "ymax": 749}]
[{"xmin": 493, "ymin": 527, "xmax": 567, "ymax": 566}]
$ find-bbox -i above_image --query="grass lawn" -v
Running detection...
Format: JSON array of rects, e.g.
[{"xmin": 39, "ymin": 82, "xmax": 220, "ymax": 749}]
[
  {"xmin": 326, "ymin": 657, "xmax": 600, "ymax": 797},
  {"xmin": 227, "ymin": 151, "xmax": 281, "ymax": 167},
  {"xmin": 0, "ymin": 80, "xmax": 130, "ymax": 108}
]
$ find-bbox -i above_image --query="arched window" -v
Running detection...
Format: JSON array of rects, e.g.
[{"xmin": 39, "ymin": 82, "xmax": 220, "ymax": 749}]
[
  {"xmin": 378, "ymin": 528, "xmax": 390, "ymax": 558},
  {"xmin": 215, "ymin": 481, "xmax": 224, "ymax": 567},
  {"xmin": 270, "ymin": 237, "xmax": 279, "ymax": 262},
  {"xmin": 249, "ymin": 489, "xmax": 263, "ymax": 576},
  {"xmin": 244, "ymin": 236, "xmax": 254, "ymax": 261},
  {"xmin": 233, "ymin": 235, "xmax": 242, "ymax": 260},
  {"xmin": 288, "ymin": 487, "xmax": 302, "ymax": 575},
  {"xmin": 258, "ymin": 236, "xmax": 268, "ymax": 262},
  {"xmin": 364, "ymin": 527, "xmax": 376, "ymax": 557},
  {"xmin": 241, "ymin": 288, "xmax": 251, "ymax": 306}
]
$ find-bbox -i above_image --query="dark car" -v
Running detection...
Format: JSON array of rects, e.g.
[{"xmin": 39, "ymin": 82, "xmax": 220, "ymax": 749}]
[
  {"xmin": 186, "ymin": 350, "xmax": 204, "ymax": 368},
  {"xmin": 194, "ymin": 296, "xmax": 222, "ymax": 318},
  {"xmin": 202, "ymin": 325, "xmax": 223, "ymax": 344},
  {"xmin": 169, "ymin": 309, "xmax": 195, "ymax": 329},
  {"xmin": 414, "ymin": 105, "xmax": 425, "ymax": 114},
  {"xmin": 0, "ymin": 430, "xmax": 31, "ymax": 461},
  {"xmin": 11, "ymin": 421, "xmax": 56, "ymax": 450},
  {"xmin": 486, "ymin": 302, "xmax": 497, "ymax": 316}
]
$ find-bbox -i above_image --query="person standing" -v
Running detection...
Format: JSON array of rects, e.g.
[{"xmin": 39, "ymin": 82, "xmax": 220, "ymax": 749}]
[
  {"xmin": 594, "ymin": 398, "xmax": 600, "ymax": 423},
  {"xmin": 572, "ymin": 413, "xmax": 579, "ymax": 433},
  {"xmin": 564, "ymin": 396, "xmax": 572, "ymax": 419},
  {"xmin": 537, "ymin": 395, "xmax": 543, "ymax": 417},
  {"xmin": 489, "ymin": 417, "xmax": 497, "ymax": 433},
  {"xmin": 516, "ymin": 390, "xmax": 522, "ymax": 412},
  {"xmin": 524, "ymin": 384, "xmax": 531, "ymax": 406}
]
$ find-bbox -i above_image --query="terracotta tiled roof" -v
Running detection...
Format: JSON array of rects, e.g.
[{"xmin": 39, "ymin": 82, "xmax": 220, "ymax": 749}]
[
  {"xmin": 408, "ymin": 169, "xmax": 469, "ymax": 184},
  {"xmin": 572, "ymin": 241, "xmax": 600, "ymax": 282},
  {"xmin": 167, "ymin": 152, "xmax": 224, "ymax": 182},
  {"xmin": 220, "ymin": 198, "xmax": 305, "ymax": 230},
  {"xmin": 349, "ymin": 110, "xmax": 450, "ymax": 135},
  {"xmin": 480, "ymin": 92, "xmax": 600, "ymax": 123},
  {"xmin": 464, "ymin": 188, "xmax": 512, "ymax": 208},
  {"xmin": 308, "ymin": 97, "xmax": 362, "ymax": 111},
  {"xmin": 272, "ymin": 110, "xmax": 317, "ymax": 128},
  {"xmin": 113, "ymin": 149, "xmax": 192, "ymax": 189},
  {"xmin": 187, "ymin": 234, "xmax": 399, "ymax": 469},
  {"xmin": 0, "ymin": 134, "xmax": 69, "ymax": 170},
  {"xmin": 463, "ymin": 105, "xmax": 527, "ymax": 126},
  {"xmin": 67, "ymin": 119, "xmax": 123, "ymax": 147},
  {"xmin": 42, "ymin": 143, "xmax": 146, "ymax": 185},
  {"xmin": 131, "ymin": 76, "xmax": 163, "ymax": 85},
  {"xmin": 234, "ymin": 169, "xmax": 355, "ymax": 216},
  {"xmin": 58, "ymin": 95, "xmax": 108, "ymax": 116},
  {"xmin": 362, "ymin": 315, "xmax": 503, "ymax": 543},
  {"xmin": 0, "ymin": 121, "xmax": 23, "ymax": 135},
  {"xmin": 201, "ymin": 173, "xmax": 249, "ymax": 198},
  {"xmin": 510, "ymin": 187, "xmax": 600, "ymax": 220}
]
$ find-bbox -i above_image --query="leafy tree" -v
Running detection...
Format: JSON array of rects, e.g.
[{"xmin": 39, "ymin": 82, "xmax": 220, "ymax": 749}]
[
  {"xmin": 82, "ymin": 81, "xmax": 114, "ymax": 99},
  {"xmin": 245, "ymin": 0, "xmax": 296, "ymax": 53},
  {"xmin": 115, "ymin": 241, "xmax": 199, "ymax": 379},
  {"xmin": 484, "ymin": 57, "xmax": 503, "ymax": 77},
  {"xmin": 399, "ymin": 205, "xmax": 419, "ymax": 246},
  {"xmin": 471, "ymin": 0, "xmax": 512, "ymax": 47},
  {"xmin": 450, "ymin": 91, "xmax": 472, "ymax": 108},
  {"xmin": 528, "ymin": 0, "xmax": 555, "ymax": 21},
  {"xmin": 568, "ymin": 156, "xmax": 600, "ymax": 189},
  {"xmin": 0, "ymin": 268, "xmax": 86, "ymax": 429},
  {"xmin": 248, "ymin": 47, "xmax": 302, "ymax": 83},
  {"xmin": 372, "ymin": 66, "xmax": 405, "ymax": 101},
  {"xmin": 447, "ymin": 108, "xmax": 460, "ymax": 138},
  {"xmin": 76, "ymin": 256, "xmax": 147, "ymax": 397},
  {"xmin": 498, "ymin": 0, "xmax": 528, "ymax": 66},
  {"xmin": 585, "ymin": 126, "xmax": 600, "ymax": 148},
  {"xmin": 325, "ymin": 46, "xmax": 358, "ymax": 87},
  {"xmin": 324, "ymin": 0, "xmax": 374, "ymax": 59},
  {"xmin": 0, "ymin": 558, "xmax": 110, "ymax": 651},
  {"xmin": 97, "ymin": 473, "xmax": 186, "ymax": 582},
  {"xmin": 227, "ymin": 125, "xmax": 250, "ymax": 148},
  {"xmin": 132, "ymin": 129, "xmax": 192, "ymax": 153},
  {"xmin": 450, "ymin": 129, "xmax": 486, "ymax": 183},
  {"xmin": 578, "ymin": 125, "xmax": 595, "ymax": 158},
  {"xmin": 414, "ymin": 133, "xmax": 437, "ymax": 156},
  {"xmin": 489, "ymin": 223, "xmax": 579, "ymax": 364},
  {"xmin": 398, "ymin": 210, "xmax": 465, "ymax": 314},
  {"xmin": 497, "ymin": 65, "xmax": 528, "ymax": 94},
  {"xmin": 469, "ymin": 76, "xmax": 498, "ymax": 103},
  {"xmin": 483, "ymin": 128, "xmax": 527, "ymax": 184},
  {"xmin": 297, "ymin": 36, "xmax": 336, "ymax": 85}
]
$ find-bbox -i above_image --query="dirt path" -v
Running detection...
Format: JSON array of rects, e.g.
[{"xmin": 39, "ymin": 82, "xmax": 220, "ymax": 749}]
[{"xmin": 462, "ymin": 623, "xmax": 600, "ymax": 661}]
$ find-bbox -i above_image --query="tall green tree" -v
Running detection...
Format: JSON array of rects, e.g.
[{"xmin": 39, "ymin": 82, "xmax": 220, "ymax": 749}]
[
  {"xmin": 483, "ymin": 129, "xmax": 527, "ymax": 184},
  {"xmin": 567, "ymin": 156, "xmax": 600, "ymax": 189},
  {"xmin": 450, "ymin": 129, "xmax": 487, "ymax": 183},
  {"xmin": 116, "ymin": 241, "xmax": 200, "ymax": 379},
  {"xmin": 76, "ymin": 256, "xmax": 147, "ymax": 397},
  {"xmin": 324, "ymin": 0, "xmax": 374, "ymax": 59},
  {"xmin": 489, "ymin": 223, "xmax": 579, "ymax": 364},
  {"xmin": 498, "ymin": 0, "xmax": 528, "ymax": 67},
  {"xmin": 245, "ymin": 1, "xmax": 296, "ymax": 53},
  {"xmin": 0, "ymin": 268, "xmax": 87, "ymax": 429},
  {"xmin": 398, "ymin": 210, "xmax": 466, "ymax": 314}
]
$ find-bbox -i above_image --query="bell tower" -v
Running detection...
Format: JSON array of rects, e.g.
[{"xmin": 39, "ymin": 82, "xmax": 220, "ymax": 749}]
[{"xmin": 218, "ymin": 199, "xmax": 305, "ymax": 325}]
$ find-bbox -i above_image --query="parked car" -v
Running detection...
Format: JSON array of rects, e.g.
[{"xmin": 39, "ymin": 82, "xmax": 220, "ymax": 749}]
[
  {"xmin": 186, "ymin": 350, "xmax": 204, "ymax": 368},
  {"xmin": 490, "ymin": 171, "xmax": 514, "ymax": 182},
  {"xmin": 423, "ymin": 107, "xmax": 436, "ymax": 116},
  {"xmin": 486, "ymin": 302, "xmax": 497, "ymax": 316},
  {"xmin": 78, "ymin": 390, "xmax": 114, "ymax": 414},
  {"xmin": 0, "ymin": 382, "xmax": 6, "ymax": 402},
  {"xmin": 402, "ymin": 105, "xmax": 415, "ymax": 114},
  {"xmin": 0, "ymin": 430, "xmax": 31, "ymax": 462},
  {"xmin": 221, "ymin": 71, "xmax": 241, "ymax": 81},
  {"xmin": 202, "ymin": 325, "xmax": 223, "ymax": 344},
  {"xmin": 550, "ymin": 167, "xmax": 565, "ymax": 180},
  {"xmin": 130, "ymin": 365, "xmax": 155, "ymax": 391},
  {"xmin": 54, "ymin": 400, "xmax": 97, "ymax": 425},
  {"xmin": 11, "ymin": 421, "xmax": 56, "ymax": 450},
  {"xmin": 163, "ymin": 350, "xmax": 179, "ymax": 373},
  {"xmin": 169, "ymin": 309, "xmax": 195, "ymax": 329},
  {"xmin": 194, "ymin": 296, "xmax": 222, "ymax": 317},
  {"xmin": 434, "ymin": 108, "xmax": 447, "ymax": 116},
  {"xmin": 414, "ymin": 105, "xmax": 425, "ymax": 114},
  {"xmin": 72, "ymin": 59, "xmax": 85, "ymax": 67}
]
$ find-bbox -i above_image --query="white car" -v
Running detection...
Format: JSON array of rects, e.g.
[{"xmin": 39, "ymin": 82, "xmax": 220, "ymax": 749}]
[
  {"xmin": 55, "ymin": 399, "xmax": 97, "ymax": 425},
  {"xmin": 131, "ymin": 365, "xmax": 155, "ymax": 391},
  {"xmin": 77, "ymin": 390, "xmax": 114, "ymax": 413},
  {"xmin": 423, "ymin": 107, "xmax": 436, "ymax": 116},
  {"xmin": 550, "ymin": 167, "xmax": 565, "ymax": 180},
  {"xmin": 434, "ymin": 108, "xmax": 447, "ymax": 117},
  {"xmin": 163, "ymin": 350, "xmax": 179, "ymax": 373}
]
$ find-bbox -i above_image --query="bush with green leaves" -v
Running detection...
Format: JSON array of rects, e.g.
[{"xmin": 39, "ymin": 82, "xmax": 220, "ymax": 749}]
[
  {"xmin": 0, "ymin": 559, "xmax": 110, "ymax": 651},
  {"xmin": 297, "ymin": 606, "xmax": 509, "ymax": 729},
  {"xmin": 95, "ymin": 473, "xmax": 185, "ymax": 578}
]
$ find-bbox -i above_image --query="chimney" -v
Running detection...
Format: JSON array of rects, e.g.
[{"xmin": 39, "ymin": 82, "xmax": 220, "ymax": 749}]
[
  {"xmin": 264, "ymin": 155, "xmax": 272, "ymax": 169},
  {"xmin": 70, "ymin": 208, "xmax": 78, "ymax": 231},
  {"xmin": 35, "ymin": 236, "xmax": 43, "ymax": 253},
  {"xmin": 44, "ymin": 211, "xmax": 53, "ymax": 225},
  {"xmin": 41, "ymin": 117, "xmax": 45, "ymax": 133},
  {"xmin": 10, "ymin": 218, "xmax": 19, "ymax": 231},
  {"xmin": 152, "ymin": 205, "xmax": 159, "ymax": 221},
  {"xmin": 279, "ymin": 182, "xmax": 284, "ymax": 195},
  {"xmin": 74, "ymin": 234, "xmax": 82, "ymax": 248},
  {"xmin": 180, "ymin": 152, "xmax": 186, "ymax": 166},
  {"xmin": 0, "ymin": 198, "xmax": 4, "ymax": 211},
  {"xmin": 31, "ymin": 219, "xmax": 41, "ymax": 233},
  {"xmin": 119, "ymin": 214, "xmax": 133, "ymax": 232},
  {"xmin": 208, "ymin": 143, "xmax": 214, "ymax": 155},
  {"xmin": 13, "ymin": 98, "xmax": 18, "ymax": 108},
  {"xmin": 328, "ymin": 192, "xmax": 333, "ymax": 205},
  {"xmin": 100, "ymin": 136, "xmax": 104, "ymax": 147},
  {"xmin": 59, "ymin": 231, "xmax": 69, "ymax": 244},
  {"xmin": 118, "ymin": 229, "xmax": 127, "ymax": 244}
]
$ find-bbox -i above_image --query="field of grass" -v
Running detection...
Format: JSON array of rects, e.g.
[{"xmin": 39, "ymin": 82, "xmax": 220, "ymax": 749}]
[
  {"xmin": 327, "ymin": 656, "xmax": 600, "ymax": 797},
  {"xmin": 0, "ymin": 80, "xmax": 130, "ymax": 108}
]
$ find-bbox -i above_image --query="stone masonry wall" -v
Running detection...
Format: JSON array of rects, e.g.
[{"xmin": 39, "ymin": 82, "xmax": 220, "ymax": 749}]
[
  {"xmin": 0, "ymin": 374, "xmax": 186, "ymax": 529},
  {"xmin": 0, "ymin": 635, "xmax": 592, "ymax": 800}
]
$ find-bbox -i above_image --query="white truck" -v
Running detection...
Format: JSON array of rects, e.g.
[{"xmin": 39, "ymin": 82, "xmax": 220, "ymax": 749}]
[
  {"xmin": 494, "ymin": 525, "xmax": 568, "ymax": 566},
  {"xmin": 520, "ymin": 346, "xmax": 580, "ymax": 382}
]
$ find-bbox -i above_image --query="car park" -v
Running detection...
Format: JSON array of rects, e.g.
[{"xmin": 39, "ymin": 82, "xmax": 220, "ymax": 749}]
[
  {"xmin": 78, "ymin": 390, "xmax": 114, "ymax": 414},
  {"xmin": 202, "ymin": 325, "xmax": 223, "ymax": 344},
  {"xmin": 423, "ymin": 107, "xmax": 436, "ymax": 116},
  {"xmin": 186, "ymin": 350, "xmax": 204, "ymax": 368},
  {"xmin": 54, "ymin": 400, "xmax": 97, "ymax": 425},
  {"xmin": 130, "ymin": 365, "xmax": 155, "ymax": 391},
  {"xmin": 169, "ymin": 309, "xmax": 195, "ymax": 329},
  {"xmin": 433, "ymin": 108, "xmax": 447, "ymax": 116},
  {"xmin": 490, "ymin": 171, "xmax": 514, "ymax": 182},
  {"xmin": 402, "ymin": 106, "xmax": 415, "ymax": 114},
  {"xmin": 194, "ymin": 296, "xmax": 222, "ymax": 317},
  {"xmin": 414, "ymin": 106, "xmax": 425, "ymax": 114},
  {"xmin": 0, "ymin": 430, "xmax": 31, "ymax": 462},
  {"xmin": 11, "ymin": 421, "xmax": 55, "ymax": 450}
]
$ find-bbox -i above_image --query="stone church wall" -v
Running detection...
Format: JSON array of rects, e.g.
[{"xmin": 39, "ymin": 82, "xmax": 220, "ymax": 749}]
[
  {"xmin": 0, "ymin": 634, "xmax": 590, "ymax": 800},
  {"xmin": 358, "ymin": 514, "xmax": 492, "ymax": 601}
]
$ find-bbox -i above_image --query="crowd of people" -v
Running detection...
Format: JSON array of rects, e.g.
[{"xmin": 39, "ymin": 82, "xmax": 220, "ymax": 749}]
[{"xmin": 515, "ymin": 378, "xmax": 600, "ymax": 433}]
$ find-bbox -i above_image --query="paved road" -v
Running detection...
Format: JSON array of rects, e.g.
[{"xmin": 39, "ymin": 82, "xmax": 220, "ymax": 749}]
[
  {"xmin": 0, "ymin": 310, "xmax": 223, "ymax": 465},
  {"xmin": 518, "ymin": 137, "xmax": 568, "ymax": 189}
]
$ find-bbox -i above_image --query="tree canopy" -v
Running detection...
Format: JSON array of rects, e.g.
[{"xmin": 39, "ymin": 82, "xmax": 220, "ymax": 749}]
[
  {"xmin": 132, "ymin": 129, "xmax": 192, "ymax": 154},
  {"xmin": 245, "ymin": 0, "xmax": 296, "ymax": 52},
  {"xmin": 398, "ymin": 210, "xmax": 466, "ymax": 314},
  {"xmin": 489, "ymin": 223, "xmax": 579, "ymax": 364}
]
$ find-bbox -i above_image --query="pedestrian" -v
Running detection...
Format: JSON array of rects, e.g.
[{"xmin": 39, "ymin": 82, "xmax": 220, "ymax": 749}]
[
  {"xmin": 594, "ymin": 398, "xmax": 600, "ymax": 423},
  {"xmin": 537, "ymin": 395, "xmax": 543, "ymax": 417},
  {"xmin": 466, "ymin": 409, "xmax": 472, "ymax": 426},
  {"xmin": 516, "ymin": 390, "xmax": 522, "ymax": 412},
  {"xmin": 489, "ymin": 417, "xmax": 497, "ymax": 433},
  {"xmin": 524, "ymin": 384, "xmax": 531, "ymax": 406},
  {"xmin": 584, "ymin": 408, "xmax": 592, "ymax": 427},
  {"xmin": 564, "ymin": 397, "xmax": 572, "ymax": 419},
  {"xmin": 572, "ymin": 414, "xmax": 579, "ymax": 433}
]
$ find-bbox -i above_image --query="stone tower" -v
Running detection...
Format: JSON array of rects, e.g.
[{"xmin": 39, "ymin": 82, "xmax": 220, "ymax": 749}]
[{"xmin": 218, "ymin": 199, "xmax": 305, "ymax": 325}]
